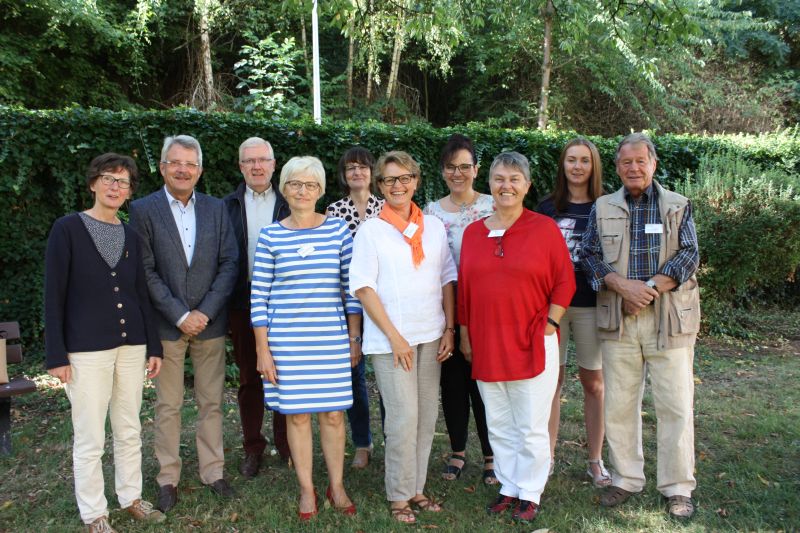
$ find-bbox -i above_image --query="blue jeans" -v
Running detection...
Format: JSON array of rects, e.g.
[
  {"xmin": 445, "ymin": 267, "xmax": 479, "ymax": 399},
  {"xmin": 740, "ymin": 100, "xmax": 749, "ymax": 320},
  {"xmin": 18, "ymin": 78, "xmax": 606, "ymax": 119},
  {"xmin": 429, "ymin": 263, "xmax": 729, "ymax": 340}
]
[{"xmin": 347, "ymin": 356, "xmax": 372, "ymax": 448}]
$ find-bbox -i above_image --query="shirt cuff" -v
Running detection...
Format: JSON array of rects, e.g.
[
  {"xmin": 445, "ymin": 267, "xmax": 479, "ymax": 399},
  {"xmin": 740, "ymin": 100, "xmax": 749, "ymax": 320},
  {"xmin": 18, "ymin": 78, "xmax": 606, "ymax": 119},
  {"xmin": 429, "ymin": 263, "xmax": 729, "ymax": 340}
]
[{"xmin": 176, "ymin": 311, "xmax": 190, "ymax": 327}]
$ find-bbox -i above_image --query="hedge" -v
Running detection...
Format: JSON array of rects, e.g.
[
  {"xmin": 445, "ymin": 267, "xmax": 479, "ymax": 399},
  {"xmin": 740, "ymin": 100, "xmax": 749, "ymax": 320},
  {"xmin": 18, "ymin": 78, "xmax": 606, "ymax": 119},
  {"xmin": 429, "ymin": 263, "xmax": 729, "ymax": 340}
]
[{"xmin": 1, "ymin": 106, "xmax": 799, "ymax": 350}]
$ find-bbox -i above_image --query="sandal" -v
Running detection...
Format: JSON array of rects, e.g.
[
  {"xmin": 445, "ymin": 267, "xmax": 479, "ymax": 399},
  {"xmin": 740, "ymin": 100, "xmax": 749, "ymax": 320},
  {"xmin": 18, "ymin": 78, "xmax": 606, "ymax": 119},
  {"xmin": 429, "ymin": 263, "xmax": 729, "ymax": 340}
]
[
  {"xmin": 586, "ymin": 459, "xmax": 612, "ymax": 488},
  {"xmin": 482, "ymin": 456, "xmax": 499, "ymax": 485},
  {"xmin": 390, "ymin": 504, "xmax": 417, "ymax": 524},
  {"xmin": 600, "ymin": 486, "xmax": 635, "ymax": 507},
  {"xmin": 410, "ymin": 495, "xmax": 442, "ymax": 512},
  {"xmin": 667, "ymin": 495, "xmax": 695, "ymax": 519},
  {"xmin": 441, "ymin": 453, "xmax": 466, "ymax": 481}
]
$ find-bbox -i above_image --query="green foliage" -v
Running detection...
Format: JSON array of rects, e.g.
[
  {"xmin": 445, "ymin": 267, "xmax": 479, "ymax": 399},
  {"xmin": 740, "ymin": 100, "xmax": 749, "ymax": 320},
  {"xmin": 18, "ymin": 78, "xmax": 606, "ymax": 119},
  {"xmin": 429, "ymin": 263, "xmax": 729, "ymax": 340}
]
[
  {"xmin": 233, "ymin": 32, "xmax": 305, "ymax": 117},
  {"xmin": 1, "ymin": 107, "xmax": 798, "ymax": 352},
  {"xmin": 679, "ymin": 151, "xmax": 800, "ymax": 312}
]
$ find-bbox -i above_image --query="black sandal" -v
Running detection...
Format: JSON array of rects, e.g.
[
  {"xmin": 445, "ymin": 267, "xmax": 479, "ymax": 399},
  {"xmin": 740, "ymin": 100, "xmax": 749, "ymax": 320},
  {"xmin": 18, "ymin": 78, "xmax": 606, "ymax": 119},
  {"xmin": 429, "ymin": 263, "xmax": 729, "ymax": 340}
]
[
  {"xmin": 482, "ymin": 456, "xmax": 499, "ymax": 485},
  {"xmin": 441, "ymin": 453, "xmax": 466, "ymax": 480}
]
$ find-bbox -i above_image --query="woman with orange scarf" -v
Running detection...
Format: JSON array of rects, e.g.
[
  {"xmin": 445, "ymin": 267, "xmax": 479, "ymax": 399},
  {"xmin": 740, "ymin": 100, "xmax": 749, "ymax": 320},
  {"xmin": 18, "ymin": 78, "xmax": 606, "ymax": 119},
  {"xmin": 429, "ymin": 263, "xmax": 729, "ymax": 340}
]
[{"xmin": 350, "ymin": 151, "xmax": 457, "ymax": 524}]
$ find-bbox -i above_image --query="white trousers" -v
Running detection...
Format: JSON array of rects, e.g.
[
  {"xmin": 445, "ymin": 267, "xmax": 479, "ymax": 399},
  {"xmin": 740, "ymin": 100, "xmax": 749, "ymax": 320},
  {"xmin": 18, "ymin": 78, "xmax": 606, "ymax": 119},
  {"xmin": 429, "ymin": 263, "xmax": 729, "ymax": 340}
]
[
  {"xmin": 477, "ymin": 333, "xmax": 559, "ymax": 503},
  {"xmin": 65, "ymin": 345, "xmax": 146, "ymax": 524},
  {"xmin": 602, "ymin": 305, "xmax": 696, "ymax": 497}
]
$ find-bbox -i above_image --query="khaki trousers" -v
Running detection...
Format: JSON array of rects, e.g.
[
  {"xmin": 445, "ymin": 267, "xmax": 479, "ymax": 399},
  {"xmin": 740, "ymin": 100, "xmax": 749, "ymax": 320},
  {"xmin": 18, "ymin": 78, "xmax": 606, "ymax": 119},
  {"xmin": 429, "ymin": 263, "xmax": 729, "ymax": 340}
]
[
  {"xmin": 602, "ymin": 305, "xmax": 696, "ymax": 497},
  {"xmin": 154, "ymin": 335, "xmax": 226, "ymax": 486},
  {"xmin": 66, "ymin": 345, "xmax": 146, "ymax": 524},
  {"xmin": 372, "ymin": 339, "xmax": 441, "ymax": 501}
]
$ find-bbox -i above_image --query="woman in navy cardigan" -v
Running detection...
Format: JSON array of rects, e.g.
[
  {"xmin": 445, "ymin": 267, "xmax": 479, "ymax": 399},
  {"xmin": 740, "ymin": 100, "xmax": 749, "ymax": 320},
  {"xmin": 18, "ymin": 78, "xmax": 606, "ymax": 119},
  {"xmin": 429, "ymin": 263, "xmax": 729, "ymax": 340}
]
[{"xmin": 44, "ymin": 153, "xmax": 165, "ymax": 532}]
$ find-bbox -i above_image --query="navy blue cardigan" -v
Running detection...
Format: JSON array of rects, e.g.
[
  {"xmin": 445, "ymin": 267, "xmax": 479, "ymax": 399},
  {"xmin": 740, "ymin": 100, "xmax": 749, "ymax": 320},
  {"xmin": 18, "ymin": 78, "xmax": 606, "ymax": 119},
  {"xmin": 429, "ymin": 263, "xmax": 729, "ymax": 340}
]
[{"xmin": 44, "ymin": 213, "xmax": 163, "ymax": 369}]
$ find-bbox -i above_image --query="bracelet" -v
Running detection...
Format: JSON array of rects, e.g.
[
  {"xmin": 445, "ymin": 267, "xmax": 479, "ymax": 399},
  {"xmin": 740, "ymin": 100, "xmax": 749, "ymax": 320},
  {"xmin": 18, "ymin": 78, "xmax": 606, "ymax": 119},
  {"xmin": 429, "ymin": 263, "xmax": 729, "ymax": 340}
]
[
  {"xmin": 445, "ymin": 327, "xmax": 456, "ymax": 335},
  {"xmin": 547, "ymin": 317, "xmax": 560, "ymax": 329}
]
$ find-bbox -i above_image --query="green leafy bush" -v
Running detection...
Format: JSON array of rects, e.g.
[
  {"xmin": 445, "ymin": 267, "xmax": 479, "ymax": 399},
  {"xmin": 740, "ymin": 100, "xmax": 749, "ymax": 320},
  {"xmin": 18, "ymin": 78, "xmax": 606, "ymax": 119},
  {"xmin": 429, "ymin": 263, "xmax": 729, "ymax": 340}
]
[
  {"xmin": 1, "ymin": 107, "xmax": 798, "ymax": 350},
  {"xmin": 678, "ymin": 151, "xmax": 800, "ymax": 334}
]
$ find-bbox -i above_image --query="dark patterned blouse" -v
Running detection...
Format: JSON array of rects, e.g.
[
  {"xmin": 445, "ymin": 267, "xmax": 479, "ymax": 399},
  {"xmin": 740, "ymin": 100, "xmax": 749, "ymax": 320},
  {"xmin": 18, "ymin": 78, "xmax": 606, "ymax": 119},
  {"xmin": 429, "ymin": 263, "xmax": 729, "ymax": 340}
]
[{"xmin": 326, "ymin": 194, "xmax": 385, "ymax": 236}]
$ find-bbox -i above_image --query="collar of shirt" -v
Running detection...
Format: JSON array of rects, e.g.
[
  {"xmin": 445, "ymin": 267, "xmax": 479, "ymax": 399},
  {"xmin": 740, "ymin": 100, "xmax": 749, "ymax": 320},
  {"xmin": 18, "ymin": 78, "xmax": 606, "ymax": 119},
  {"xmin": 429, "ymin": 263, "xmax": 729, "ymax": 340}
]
[
  {"xmin": 624, "ymin": 183, "xmax": 656, "ymax": 205},
  {"xmin": 163, "ymin": 186, "xmax": 196, "ymax": 208},
  {"xmin": 246, "ymin": 184, "xmax": 274, "ymax": 201}
]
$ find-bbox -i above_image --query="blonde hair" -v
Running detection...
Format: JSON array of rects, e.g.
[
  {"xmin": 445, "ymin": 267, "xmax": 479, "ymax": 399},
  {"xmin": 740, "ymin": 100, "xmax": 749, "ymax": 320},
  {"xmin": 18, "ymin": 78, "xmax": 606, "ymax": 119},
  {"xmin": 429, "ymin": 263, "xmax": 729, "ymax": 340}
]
[{"xmin": 373, "ymin": 151, "xmax": 421, "ymax": 189}]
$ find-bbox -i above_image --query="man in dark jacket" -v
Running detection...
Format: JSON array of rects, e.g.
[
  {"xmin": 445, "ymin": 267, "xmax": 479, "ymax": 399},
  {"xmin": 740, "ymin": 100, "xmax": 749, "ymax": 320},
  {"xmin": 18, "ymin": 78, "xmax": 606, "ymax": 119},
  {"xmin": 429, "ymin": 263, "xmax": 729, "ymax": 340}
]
[{"xmin": 223, "ymin": 137, "xmax": 291, "ymax": 478}]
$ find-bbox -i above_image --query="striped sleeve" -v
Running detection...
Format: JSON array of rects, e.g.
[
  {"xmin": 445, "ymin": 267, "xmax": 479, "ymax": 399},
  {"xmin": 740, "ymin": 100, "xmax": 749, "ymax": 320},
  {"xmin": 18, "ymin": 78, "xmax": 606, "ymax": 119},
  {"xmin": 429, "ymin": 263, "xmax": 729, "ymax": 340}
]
[
  {"xmin": 338, "ymin": 220, "xmax": 362, "ymax": 314},
  {"xmin": 250, "ymin": 225, "xmax": 275, "ymax": 327}
]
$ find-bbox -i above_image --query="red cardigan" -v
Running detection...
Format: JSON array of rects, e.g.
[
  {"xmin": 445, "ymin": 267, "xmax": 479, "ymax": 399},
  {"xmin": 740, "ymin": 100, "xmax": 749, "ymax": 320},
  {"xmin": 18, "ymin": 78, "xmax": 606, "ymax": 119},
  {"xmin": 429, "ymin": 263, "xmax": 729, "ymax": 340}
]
[{"xmin": 458, "ymin": 209, "xmax": 575, "ymax": 382}]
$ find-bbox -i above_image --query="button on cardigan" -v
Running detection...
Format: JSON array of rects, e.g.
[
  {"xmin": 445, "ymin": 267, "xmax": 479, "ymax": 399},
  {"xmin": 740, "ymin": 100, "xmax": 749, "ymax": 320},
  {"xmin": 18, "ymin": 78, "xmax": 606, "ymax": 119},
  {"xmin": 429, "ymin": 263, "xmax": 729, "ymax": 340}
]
[{"xmin": 44, "ymin": 213, "xmax": 163, "ymax": 369}]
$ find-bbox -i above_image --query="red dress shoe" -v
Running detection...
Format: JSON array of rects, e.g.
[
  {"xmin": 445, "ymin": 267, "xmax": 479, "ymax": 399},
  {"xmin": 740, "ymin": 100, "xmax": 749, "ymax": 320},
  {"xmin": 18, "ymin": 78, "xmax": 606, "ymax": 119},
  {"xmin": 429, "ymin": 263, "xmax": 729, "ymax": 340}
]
[
  {"xmin": 326, "ymin": 486, "xmax": 357, "ymax": 516},
  {"xmin": 298, "ymin": 491, "xmax": 319, "ymax": 521}
]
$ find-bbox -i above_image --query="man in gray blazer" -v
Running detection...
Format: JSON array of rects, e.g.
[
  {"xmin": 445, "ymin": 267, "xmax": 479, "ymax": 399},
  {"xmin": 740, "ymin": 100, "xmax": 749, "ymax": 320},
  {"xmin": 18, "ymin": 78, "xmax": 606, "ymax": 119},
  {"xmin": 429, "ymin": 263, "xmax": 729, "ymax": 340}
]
[{"xmin": 129, "ymin": 135, "xmax": 238, "ymax": 513}]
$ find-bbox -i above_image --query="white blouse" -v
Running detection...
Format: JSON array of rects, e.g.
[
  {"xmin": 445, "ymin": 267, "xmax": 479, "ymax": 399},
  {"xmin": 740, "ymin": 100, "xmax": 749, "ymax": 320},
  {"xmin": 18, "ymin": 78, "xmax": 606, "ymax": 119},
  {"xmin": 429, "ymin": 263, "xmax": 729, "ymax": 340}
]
[
  {"xmin": 349, "ymin": 215, "xmax": 458, "ymax": 355},
  {"xmin": 423, "ymin": 193, "xmax": 494, "ymax": 267}
]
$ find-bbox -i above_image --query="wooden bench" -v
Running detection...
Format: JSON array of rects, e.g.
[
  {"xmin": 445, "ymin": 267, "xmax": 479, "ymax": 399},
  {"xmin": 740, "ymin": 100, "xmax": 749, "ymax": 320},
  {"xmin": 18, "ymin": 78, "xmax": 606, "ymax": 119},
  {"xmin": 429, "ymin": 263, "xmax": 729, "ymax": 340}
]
[{"xmin": 0, "ymin": 321, "xmax": 36, "ymax": 455}]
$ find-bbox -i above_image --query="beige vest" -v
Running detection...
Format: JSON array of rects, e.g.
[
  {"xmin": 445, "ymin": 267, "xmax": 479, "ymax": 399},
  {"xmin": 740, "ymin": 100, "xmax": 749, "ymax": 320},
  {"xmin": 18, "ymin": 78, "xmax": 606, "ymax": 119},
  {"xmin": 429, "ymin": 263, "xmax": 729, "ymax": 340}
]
[{"xmin": 595, "ymin": 181, "xmax": 700, "ymax": 350}]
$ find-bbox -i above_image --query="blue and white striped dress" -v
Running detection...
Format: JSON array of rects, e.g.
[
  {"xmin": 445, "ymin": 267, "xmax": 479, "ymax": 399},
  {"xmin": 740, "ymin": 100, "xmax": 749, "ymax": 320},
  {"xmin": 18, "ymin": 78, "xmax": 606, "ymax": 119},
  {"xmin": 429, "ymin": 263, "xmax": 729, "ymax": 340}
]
[{"xmin": 250, "ymin": 216, "xmax": 361, "ymax": 414}]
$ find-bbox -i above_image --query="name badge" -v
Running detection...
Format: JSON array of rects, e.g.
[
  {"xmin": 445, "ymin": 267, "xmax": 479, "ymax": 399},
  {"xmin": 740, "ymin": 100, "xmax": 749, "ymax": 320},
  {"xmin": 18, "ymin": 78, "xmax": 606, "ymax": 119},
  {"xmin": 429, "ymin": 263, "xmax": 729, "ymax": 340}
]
[
  {"xmin": 488, "ymin": 229, "xmax": 506, "ymax": 238},
  {"xmin": 297, "ymin": 244, "xmax": 315, "ymax": 257},
  {"xmin": 402, "ymin": 222, "xmax": 419, "ymax": 239},
  {"xmin": 645, "ymin": 224, "xmax": 663, "ymax": 234}
]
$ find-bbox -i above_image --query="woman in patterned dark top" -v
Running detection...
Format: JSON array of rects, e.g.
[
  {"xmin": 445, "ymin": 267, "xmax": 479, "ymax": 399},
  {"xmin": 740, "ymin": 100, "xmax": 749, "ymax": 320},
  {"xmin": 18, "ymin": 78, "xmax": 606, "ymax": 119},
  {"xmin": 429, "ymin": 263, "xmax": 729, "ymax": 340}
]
[
  {"xmin": 536, "ymin": 138, "xmax": 611, "ymax": 488},
  {"xmin": 44, "ymin": 154, "xmax": 165, "ymax": 532},
  {"xmin": 326, "ymin": 147, "xmax": 384, "ymax": 470}
]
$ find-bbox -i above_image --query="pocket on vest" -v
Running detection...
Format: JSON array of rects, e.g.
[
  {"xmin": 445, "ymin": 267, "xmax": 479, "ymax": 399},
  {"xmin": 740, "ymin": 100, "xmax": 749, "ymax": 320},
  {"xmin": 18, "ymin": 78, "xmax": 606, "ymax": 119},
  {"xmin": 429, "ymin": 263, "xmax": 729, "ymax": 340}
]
[
  {"xmin": 600, "ymin": 221, "xmax": 625, "ymax": 263},
  {"xmin": 668, "ymin": 280, "xmax": 700, "ymax": 335},
  {"xmin": 596, "ymin": 291, "xmax": 620, "ymax": 331}
]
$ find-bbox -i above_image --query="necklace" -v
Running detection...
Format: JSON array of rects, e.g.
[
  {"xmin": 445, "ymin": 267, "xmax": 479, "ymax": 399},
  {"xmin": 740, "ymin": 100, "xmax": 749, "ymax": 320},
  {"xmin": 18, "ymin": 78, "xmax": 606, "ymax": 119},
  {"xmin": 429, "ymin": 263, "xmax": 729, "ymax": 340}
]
[{"xmin": 449, "ymin": 191, "xmax": 478, "ymax": 214}]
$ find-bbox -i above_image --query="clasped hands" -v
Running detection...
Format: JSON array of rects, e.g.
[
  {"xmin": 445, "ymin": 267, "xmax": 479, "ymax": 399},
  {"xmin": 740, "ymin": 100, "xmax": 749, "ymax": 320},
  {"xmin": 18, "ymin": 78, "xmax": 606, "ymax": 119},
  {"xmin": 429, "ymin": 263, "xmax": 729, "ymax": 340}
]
[{"xmin": 179, "ymin": 309, "xmax": 209, "ymax": 336}]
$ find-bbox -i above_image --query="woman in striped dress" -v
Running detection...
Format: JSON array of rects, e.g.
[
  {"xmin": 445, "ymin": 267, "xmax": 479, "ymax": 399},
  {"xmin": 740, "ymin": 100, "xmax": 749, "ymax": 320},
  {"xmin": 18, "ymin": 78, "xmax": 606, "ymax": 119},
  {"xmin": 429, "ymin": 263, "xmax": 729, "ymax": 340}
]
[{"xmin": 251, "ymin": 156, "xmax": 362, "ymax": 520}]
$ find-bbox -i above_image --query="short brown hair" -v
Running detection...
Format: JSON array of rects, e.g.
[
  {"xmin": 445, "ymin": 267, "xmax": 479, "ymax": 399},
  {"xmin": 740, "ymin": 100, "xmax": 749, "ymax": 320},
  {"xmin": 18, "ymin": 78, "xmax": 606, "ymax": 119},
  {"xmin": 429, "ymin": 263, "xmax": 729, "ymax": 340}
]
[
  {"xmin": 85, "ymin": 153, "xmax": 139, "ymax": 193},
  {"xmin": 373, "ymin": 151, "xmax": 421, "ymax": 189}
]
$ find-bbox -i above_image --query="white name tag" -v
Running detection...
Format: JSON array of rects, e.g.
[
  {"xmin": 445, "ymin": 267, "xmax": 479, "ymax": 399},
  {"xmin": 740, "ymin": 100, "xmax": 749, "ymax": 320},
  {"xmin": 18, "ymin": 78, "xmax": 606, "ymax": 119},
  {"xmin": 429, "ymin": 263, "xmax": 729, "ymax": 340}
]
[
  {"xmin": 297, "ymin": 244, "xmax": 315, "ymax": 257},
  {"xmin": 488, "ymin": 229, "xmax": 506, "ymax": 238},
  {"xmin": 645, "ymin": 224, "xmax": 663, "ymax": 234},
  {"xmin": 402, "ymin": 222, "xmax": 419, "ymax": 238}
]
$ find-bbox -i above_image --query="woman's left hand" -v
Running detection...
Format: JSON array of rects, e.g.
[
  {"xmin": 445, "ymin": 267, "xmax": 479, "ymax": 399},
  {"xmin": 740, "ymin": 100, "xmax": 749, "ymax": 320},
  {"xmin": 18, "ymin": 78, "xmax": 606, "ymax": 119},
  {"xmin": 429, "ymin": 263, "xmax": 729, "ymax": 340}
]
[
  {"xmin": 147, "ymin": 357, "xmax": 162, "ymax": 379},
  {"xmin": 350, "ymin": 341, "xmax": 363, "ymax": 368},
  {"xmin": 436, "ymin": 329, "xmax": 456, "ymax": 363}
]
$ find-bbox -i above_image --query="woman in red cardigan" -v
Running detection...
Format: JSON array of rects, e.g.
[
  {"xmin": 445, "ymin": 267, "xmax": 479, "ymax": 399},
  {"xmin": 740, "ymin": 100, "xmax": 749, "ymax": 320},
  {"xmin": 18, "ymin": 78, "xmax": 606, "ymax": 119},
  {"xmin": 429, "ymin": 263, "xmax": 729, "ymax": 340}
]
[{"xmin": 458, "ymin": 151, "xmax": 575, "ymax": 524}]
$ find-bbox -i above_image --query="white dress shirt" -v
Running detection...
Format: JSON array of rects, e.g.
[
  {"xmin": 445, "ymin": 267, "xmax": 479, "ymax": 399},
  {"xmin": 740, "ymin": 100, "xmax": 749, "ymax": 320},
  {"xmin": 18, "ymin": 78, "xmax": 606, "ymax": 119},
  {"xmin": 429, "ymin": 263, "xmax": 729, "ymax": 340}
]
[
  {"xmin": 164, "ymin": 187, "xmax": 196, "ymax": 328},
  {"xmin": 244, "ymin": 184, "xmax": 277, "ymax": 280}
]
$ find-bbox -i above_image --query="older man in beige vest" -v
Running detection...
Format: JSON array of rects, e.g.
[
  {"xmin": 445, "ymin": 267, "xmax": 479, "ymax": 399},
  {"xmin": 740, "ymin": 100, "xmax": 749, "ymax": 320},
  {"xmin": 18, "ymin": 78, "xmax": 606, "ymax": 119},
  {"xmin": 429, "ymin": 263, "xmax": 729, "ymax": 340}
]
[{"xmin": 579, "ymin": 132, "xmax": 700, "ymax": 520}]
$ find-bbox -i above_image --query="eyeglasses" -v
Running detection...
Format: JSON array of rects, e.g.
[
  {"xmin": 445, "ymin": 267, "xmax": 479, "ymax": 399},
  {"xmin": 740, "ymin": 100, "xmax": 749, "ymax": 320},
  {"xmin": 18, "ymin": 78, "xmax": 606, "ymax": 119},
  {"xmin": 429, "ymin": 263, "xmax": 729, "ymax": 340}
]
[
  {"xmin": 285, "ymin": 180, "xmax": 321, "ymax": 192},
  {"xmin": 162, "ymin": 160, "xmax": 200, "ymax": 169},
  {"xmin": 444, "ymin": 163, "xmax": 475, "ymax": 175},
  {"xmin": 379, "ymin": 174, "xmax": 416, "ymax": 186},
  {"xmin": 345, "ymin": 164, "xmax": 370, "ymax": 174},
  {"xmin": 494, "ymin": 236, "xmax": 504, "ymax": 258},
  {"xmin": 97, "ymin": 174, "xmax": 132, "ymax": 189},
  {"xmin": 241, "ymin": 157, "xmax": 274, "ymax": 167}
]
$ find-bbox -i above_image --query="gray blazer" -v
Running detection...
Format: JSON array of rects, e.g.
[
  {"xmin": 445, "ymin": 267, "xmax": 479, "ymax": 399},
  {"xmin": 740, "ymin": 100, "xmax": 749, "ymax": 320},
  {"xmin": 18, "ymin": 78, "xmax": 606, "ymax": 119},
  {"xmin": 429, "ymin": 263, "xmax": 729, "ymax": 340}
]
[{"xmin": 129, "ymin": 188, "xmax": 238, "ymax": 341}]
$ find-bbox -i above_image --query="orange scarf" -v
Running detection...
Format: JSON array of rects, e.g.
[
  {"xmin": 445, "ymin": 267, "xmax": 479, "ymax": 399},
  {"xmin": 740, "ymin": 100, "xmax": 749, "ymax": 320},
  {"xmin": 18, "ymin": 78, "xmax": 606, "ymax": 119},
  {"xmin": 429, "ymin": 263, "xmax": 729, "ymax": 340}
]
[{"xmin": 379, "ymin": 202, "xmax": 426, "ymax": 268}]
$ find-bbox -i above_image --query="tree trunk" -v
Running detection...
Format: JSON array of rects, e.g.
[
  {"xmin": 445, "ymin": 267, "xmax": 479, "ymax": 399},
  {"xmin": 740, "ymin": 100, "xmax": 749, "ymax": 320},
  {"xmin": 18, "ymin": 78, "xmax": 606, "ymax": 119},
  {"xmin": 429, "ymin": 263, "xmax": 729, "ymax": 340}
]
[
  {"xmin": 386, "ymin": 14, "xmax": 405, "ymax": 100},
  {"xmin": 538, "ymin": 0, "xmax": 554, "ymax": 130},
  {"xmin": 300, "ymin": 14, "xmax": 313, "ymax": 88},
  {"xmin": 347, "ymin": 22, "xmax": 355, "ymax": 108},
  {"xmin": 366, "ymin": 0, "xmax": 376, "ymax": 101},
  {"xmin": 196, "ymin": 0, "xmax": 214, "ymax": 110}
]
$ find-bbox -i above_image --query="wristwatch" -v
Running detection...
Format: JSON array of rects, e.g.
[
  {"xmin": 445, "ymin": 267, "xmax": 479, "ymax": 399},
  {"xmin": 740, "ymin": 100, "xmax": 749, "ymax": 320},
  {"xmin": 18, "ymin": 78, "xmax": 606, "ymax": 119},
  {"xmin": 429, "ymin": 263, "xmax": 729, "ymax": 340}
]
[
  {"xmin": 646, "ymin": 279, "xmax": 658, "ymax": 290},
  {"xmin": 349, "ymin": 336, "xmax": 362, "ymax": 344},
  {"xmin": 547, "ymin": 317, "xmax": 560, "ymax": 329}
]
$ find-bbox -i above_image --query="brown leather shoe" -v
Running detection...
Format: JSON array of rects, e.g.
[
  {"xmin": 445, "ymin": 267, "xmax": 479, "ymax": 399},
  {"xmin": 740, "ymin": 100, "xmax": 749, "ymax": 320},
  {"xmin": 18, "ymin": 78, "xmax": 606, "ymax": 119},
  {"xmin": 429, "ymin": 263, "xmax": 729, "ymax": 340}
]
[
  {"xmin": 600, "ymin": 486, "xmax": 636, "ymax": 507},
  {"xmin": 156, "ymin": 484, "xmax": 178, "ymax": 513},
  {"xmin": 239, "ymin": 452, "xmax": 263, "ymax": 478},
  {"xmin": 351, "ymin": 444, "xmax": 372, "ymax": 469},
  {"xmin": 124, "ymin": 499, "xmax": 166, "ymax": 523},
  {"xmin": 667, "ymin": 495, "xmax": 695, "ymax": 519},
  {"xmin": 206, "ymin": 478, "xmax": 237, "ymax": 498},
  {"xmin": 86, "ymin": 516, "xmax": 117, "ymax": 533}
]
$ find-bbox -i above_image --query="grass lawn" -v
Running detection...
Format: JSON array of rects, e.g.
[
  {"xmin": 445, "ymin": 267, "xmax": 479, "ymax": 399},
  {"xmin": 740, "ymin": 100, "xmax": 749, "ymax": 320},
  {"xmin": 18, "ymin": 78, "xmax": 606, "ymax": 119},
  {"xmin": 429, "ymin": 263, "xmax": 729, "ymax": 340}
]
[{"xmin": 1, "ymin": 310, "xmax": 798, "ymax": 532}]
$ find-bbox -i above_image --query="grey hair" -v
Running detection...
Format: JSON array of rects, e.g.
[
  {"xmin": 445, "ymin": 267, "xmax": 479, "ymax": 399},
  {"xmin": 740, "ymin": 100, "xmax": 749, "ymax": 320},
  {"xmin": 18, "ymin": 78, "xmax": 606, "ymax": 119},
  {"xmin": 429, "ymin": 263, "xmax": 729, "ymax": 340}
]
[
  {"xmin": 161, "ymin": 135, "xmax": 203, "ymax": 167},
  {"xmin": 239, "ymin": 137, "xmax": 273, "ymax": 161},
  {"xmin": 279, "ymin": 156, "xmax": 326, "ymax": 195},
  {"xmin": 489, "ymin": 151, "xmax": 531, "ymax": 182},
  {"xmin": 615, "ymin": 132, "xmax": 658, "ymax": 163}
]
